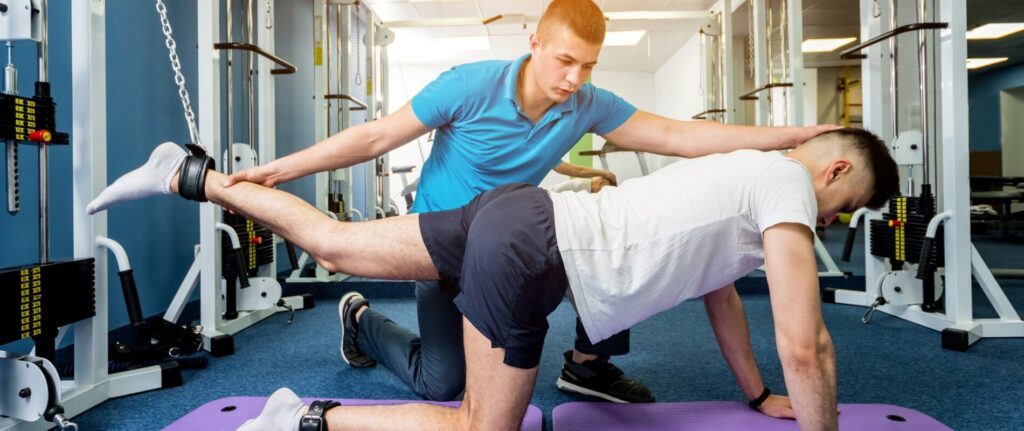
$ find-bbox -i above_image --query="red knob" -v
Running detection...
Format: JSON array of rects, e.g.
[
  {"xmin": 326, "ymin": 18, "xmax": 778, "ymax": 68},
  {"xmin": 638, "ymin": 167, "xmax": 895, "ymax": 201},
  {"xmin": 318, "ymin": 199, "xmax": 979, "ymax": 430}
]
[
  {"xmin": 888, "ymin": 220, "xmax": 903, "ymax": 227},
  {"xmin": 251, "ymin": 236, "xmax": 263, "ymax": 245},
  {"xmin": 28, "ymin": 130, "xmax": 52, "ymax": 143}
]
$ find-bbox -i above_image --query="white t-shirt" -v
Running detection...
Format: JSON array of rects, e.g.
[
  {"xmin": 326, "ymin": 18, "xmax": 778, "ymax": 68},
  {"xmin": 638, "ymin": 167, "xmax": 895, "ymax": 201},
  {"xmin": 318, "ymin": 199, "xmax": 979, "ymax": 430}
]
[{"xmin": 549, "ymin": 150, "xmax": 817, "ymax": 343}]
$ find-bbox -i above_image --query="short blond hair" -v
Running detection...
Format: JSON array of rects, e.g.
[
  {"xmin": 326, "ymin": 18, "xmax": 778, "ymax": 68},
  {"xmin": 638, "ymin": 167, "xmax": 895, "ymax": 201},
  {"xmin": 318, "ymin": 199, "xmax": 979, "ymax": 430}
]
[{"xmin": 537, "ymin": 0, "xmax": 606, "ymax": 45}]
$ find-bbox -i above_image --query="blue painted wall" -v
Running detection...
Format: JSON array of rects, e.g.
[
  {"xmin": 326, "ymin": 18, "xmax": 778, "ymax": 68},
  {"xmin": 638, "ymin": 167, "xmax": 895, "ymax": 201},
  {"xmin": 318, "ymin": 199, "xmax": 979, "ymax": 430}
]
[
  {"xmin": 1, "ymin": 1, "xmax": 355, "ymax": 352},
  {"xmin": 969, "ymin": 62, "xmax": 1024, "ymax": 152}
]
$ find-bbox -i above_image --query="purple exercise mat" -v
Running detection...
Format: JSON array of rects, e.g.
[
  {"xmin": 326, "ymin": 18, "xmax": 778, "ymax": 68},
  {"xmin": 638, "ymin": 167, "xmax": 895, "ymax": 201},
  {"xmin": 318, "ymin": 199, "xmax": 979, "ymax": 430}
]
[
  {"xmin": 162, "ymin": 397, "xmax": 543, "ymax": 431},
  {"xmin": 552, "ymin": 401, "xmax": 952, "ymax": 431}
]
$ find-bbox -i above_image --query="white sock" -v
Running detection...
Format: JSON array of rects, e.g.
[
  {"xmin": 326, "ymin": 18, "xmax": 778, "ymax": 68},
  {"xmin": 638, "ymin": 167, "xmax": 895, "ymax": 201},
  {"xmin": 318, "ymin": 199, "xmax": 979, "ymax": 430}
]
[
  {"xmin": 86, "ymin": 142, "xmax": 187, "ymax": 214},
  {"xmin": 237, "ymin": 388, "xmax": 307, "ymax": 431}
]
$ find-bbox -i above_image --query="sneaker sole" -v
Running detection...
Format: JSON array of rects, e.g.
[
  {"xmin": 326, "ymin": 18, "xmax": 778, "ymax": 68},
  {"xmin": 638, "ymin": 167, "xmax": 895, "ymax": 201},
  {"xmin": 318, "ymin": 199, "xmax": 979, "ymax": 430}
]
[
  {"xmin": 338, "ymin": 291, "xmax": 362, "ymax": 366},
  {"xmin": 555, "ymin": 377, "xmax": 629, "ymax": 404}
]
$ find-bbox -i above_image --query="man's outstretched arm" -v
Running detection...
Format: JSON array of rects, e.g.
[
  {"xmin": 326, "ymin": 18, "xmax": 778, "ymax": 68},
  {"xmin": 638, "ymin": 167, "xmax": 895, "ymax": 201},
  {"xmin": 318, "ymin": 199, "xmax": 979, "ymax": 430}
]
[
  {"xmin": 601, "ymin": 111, "xmax": 837, "ymax": 158},
  {"xmin": 763, "ymin": 223, "xmax": 838, "ymax": 430},
  {"xmin": 224, "ymin": 103, "xmax": 432, "ymax": 187},
  {"xmin": 704, "ymin": 284, "xmax": 795, "ymax": 419}
]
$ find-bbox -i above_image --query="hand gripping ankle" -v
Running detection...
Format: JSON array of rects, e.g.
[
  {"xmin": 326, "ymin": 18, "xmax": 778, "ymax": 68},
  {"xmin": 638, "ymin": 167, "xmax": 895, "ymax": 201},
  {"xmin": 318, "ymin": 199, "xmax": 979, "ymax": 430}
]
[
  {"xmin": 299, "ymin": 400, "xmax": 341, "ymax": 431},
  {"xmin": 178, "ymin": 144, "xmax": 215, "ymax": 202}
]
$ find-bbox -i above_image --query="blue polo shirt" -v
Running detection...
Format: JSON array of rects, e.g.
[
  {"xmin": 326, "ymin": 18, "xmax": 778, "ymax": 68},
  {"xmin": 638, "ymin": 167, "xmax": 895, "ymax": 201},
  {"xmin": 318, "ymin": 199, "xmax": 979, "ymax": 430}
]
[{"xmin": 409, "ymin": 54, "xmax": 637, "ymax": 213}]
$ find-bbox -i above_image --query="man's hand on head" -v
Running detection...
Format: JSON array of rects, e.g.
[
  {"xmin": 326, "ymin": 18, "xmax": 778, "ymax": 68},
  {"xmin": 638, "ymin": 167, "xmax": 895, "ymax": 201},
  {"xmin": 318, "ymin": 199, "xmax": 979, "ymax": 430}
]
[
  {"xmin": 789, "ymin": 124, "xmax": 842, "ymax": 149},
  {"xmin": 590, "ymin": 176, "xmax": 613, "ymax": 193}
]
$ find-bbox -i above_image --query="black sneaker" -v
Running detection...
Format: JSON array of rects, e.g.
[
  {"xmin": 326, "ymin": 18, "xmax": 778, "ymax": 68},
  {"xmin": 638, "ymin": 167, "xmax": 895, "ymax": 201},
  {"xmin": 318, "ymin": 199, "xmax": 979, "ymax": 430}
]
[
  {"xmin": 339, "ymin": 292, "xmax": 376, "ymax": 368},
  {"xmin": 555, "ymin": 350, "xmax": 654, "ymax": 403}
]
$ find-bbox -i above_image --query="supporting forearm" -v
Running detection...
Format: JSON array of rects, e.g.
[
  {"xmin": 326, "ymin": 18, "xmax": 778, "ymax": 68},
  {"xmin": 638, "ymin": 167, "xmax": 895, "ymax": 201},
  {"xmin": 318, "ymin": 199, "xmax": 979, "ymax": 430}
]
[
  {"xmin": 705, "ymin": 286, "xmax": 765, "ymax": 400},
  {"xmin": 779, "ymin": 335, "xmax": 838, "ymax": 430},
  {"xmin": 555, "ymin": 162, "xmax": 594, "ymax": 178}
]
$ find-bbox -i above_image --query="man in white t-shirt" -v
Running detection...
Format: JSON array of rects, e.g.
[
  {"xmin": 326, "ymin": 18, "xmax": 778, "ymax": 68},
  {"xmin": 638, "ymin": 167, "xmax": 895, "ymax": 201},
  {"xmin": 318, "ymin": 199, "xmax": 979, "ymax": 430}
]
[{"xmin": 87, "ymin": 128, "xmax": 897, "ymax": 430}]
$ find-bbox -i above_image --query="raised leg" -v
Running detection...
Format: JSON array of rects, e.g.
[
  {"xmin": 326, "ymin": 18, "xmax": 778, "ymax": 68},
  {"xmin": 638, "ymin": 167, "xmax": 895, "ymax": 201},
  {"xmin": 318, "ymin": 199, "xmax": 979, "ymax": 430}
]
[{"xmin": 191, "ymin": 169, "xmax": 437, "ymax": 281}]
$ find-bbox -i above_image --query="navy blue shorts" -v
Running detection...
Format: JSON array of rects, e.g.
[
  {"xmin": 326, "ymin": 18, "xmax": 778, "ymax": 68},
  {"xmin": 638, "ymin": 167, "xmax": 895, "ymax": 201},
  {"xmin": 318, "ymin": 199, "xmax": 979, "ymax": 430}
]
[{"xmin": 418, "ymin": 183, "xmax": 568, "ymax": 369}]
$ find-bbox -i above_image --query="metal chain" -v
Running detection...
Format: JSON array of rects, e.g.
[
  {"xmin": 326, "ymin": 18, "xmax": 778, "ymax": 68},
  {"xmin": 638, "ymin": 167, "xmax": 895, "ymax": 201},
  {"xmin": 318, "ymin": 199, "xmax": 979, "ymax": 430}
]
[
  {"xmin": 355, "ymin": 1, "xmax": 362, "ymax": 86},
  {"xmin": 155, "ymin": 0, "xmax": 202, "ymax": 147}
]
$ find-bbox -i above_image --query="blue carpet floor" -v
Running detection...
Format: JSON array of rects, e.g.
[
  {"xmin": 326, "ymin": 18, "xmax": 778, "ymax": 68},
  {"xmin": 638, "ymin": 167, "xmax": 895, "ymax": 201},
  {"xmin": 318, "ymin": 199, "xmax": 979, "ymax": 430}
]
[{"xmin": 44, "ymin": 226, "xmax": 1024, "ymax": 430}]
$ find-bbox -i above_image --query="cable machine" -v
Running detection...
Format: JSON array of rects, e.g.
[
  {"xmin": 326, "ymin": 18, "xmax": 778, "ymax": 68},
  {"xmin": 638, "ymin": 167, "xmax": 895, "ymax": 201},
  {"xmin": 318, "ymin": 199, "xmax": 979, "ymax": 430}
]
[
  {"xmin": 289, "ymin": 0, "xmax": 394, "ymax": 284},
  {"xmin": 827, "ymin": 0, "xmax": 1023, "ymax": 351},
  {"xmin": 692, "ymin": 1, "xmax": 734, "ymax": 123},
  {"xmin": 1, "ymin": 2, "xmax": 177, "ymax": 429},
  {"xmin": 160, "ymin": 0, "xmax": 311, "ymax": 357}
]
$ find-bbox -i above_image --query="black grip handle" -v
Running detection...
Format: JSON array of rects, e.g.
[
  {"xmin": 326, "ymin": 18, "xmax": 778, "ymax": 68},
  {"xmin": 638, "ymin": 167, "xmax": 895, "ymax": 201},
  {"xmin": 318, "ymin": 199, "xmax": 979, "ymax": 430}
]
[
  {"xmin": 234, "ymin": 247, "xmax": 251, "ymax": 288},
  {"xmin": 285, "ymin": 241, "xmax": 300, "ymax": 271},
  {"xmin": 916, "ymin": 237, "xmax": 936, "ymax": 280},
  {"xmin": 841, "ymin": 225, "xmax": 858, "ymax": 262},
  {"xmin": 118, "ymin": 269, "xmax": 145, "ymax": 326}
]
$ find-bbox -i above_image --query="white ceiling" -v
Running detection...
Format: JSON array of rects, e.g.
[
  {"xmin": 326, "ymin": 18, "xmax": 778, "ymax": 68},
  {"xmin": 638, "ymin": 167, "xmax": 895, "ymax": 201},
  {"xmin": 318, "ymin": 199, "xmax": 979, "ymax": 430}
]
[
  {"xmin": 367, "ymin": 0, "xmax": 1024, "ymax": 74},
  {"xmin": 365, "ymin": 0, "xmax": 716, "ymax": 73}
]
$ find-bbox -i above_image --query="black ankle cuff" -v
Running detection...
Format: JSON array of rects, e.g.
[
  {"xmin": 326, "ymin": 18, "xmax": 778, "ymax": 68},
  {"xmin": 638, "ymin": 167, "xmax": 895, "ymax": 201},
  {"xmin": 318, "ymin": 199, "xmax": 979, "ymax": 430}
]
[
  {"xmin": 178, "ymin": 144, "xmax": 215, "ymax": 202},
  {"xmin": 299, "ymin": 400, "xmax": 341, "ymax": 431}
]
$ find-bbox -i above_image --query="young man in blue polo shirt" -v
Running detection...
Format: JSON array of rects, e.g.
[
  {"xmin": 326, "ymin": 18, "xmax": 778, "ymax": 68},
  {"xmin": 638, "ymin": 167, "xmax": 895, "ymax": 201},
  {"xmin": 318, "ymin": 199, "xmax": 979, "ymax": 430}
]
[{"xmin": 217, "ymin": 0, "xmax": 837, "ymax": 404}]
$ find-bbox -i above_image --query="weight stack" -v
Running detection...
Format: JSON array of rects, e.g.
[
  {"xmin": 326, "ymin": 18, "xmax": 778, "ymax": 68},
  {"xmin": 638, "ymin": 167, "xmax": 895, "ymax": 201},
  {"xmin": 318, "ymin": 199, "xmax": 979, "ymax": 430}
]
[
  {"xmin": 0, "ymin": 259, "xmax": 96, "ymax": 346},
  {"xmin": 869, "ymin": 194, "xmax": 944, "ymax": 268},
  {"xmin": 221, "ymin": 212, "xmax": 274, "ymax": 278}
]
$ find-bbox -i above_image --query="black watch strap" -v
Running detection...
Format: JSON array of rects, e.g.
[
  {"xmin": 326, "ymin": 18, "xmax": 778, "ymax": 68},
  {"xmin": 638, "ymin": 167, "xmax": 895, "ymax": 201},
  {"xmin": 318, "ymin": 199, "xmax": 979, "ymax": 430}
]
[
  {"xmin": 299, "ymin": 400, "xmax": 341, "ymax": 431},
  {"xmin": 748, "ymin": 386, "xmax": 771, "ymax": 409}
]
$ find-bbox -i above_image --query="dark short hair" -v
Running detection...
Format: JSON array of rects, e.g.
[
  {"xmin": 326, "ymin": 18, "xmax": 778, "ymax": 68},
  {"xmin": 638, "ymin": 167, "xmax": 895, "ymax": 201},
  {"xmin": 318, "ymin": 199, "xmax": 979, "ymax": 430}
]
[{"xmin": 819, "ymin": 128, "xmax": 900, "ymax": 209}]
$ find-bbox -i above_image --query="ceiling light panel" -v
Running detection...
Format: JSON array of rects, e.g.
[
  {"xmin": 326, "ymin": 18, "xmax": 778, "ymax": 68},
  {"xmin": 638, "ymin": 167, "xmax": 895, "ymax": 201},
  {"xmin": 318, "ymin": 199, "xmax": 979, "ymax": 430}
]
[
  {"xmin": 801, "ymin": 37, "xmax": 857, "ymax": 53},
  {"xmin": 966, "ymin": 23, "xmax": 1024, "ymax": 40},
  {"xmin": 604, "ymin": 30, "xmax": 647, "ymax": 46},
  {"xmin": 966, "ymin": 57, "xmax": 1009, "ymax": 69}
]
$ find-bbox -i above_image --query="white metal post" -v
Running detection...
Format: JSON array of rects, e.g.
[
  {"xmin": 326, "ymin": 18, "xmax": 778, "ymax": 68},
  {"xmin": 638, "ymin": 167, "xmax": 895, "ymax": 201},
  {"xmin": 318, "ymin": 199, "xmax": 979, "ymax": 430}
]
[
  {"xmin": 859, "ymin": 0, "xmax": 892, "ymax": 296},
  {"xmin": 751, "ymin": 0, "xmax": 768, "ymax": 126},
  {"xmin": 338, "ymin": 3, "xmax": 354, "ymax": 219},
  {"xmin": 786, "ymin": 0, "xmax": 803, "ymax": 126},
  {"xmin": 721, "ymin": 0, "xmax": 734, "ymax": 124},
  {"xmin": 938, "ymin": 0, "xmax": 971, "ymax": 326},
  {"xmin": 70, "ymin": 0, "xmax": 107, "ymax": 400},
  {"xmin": 257, "ymin": 0, "xmax": 277, "ymax": 276},
  {"xmin": 197, "ymin": 0, "xmax": 225, "ymax": 346},
  {"xmin": 363, "ymin": 11, "xmax": 377, "ymax": 219},
  {"xmin": 313, "ymin": 0, "xmax": 329, "ymax": 215}
]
